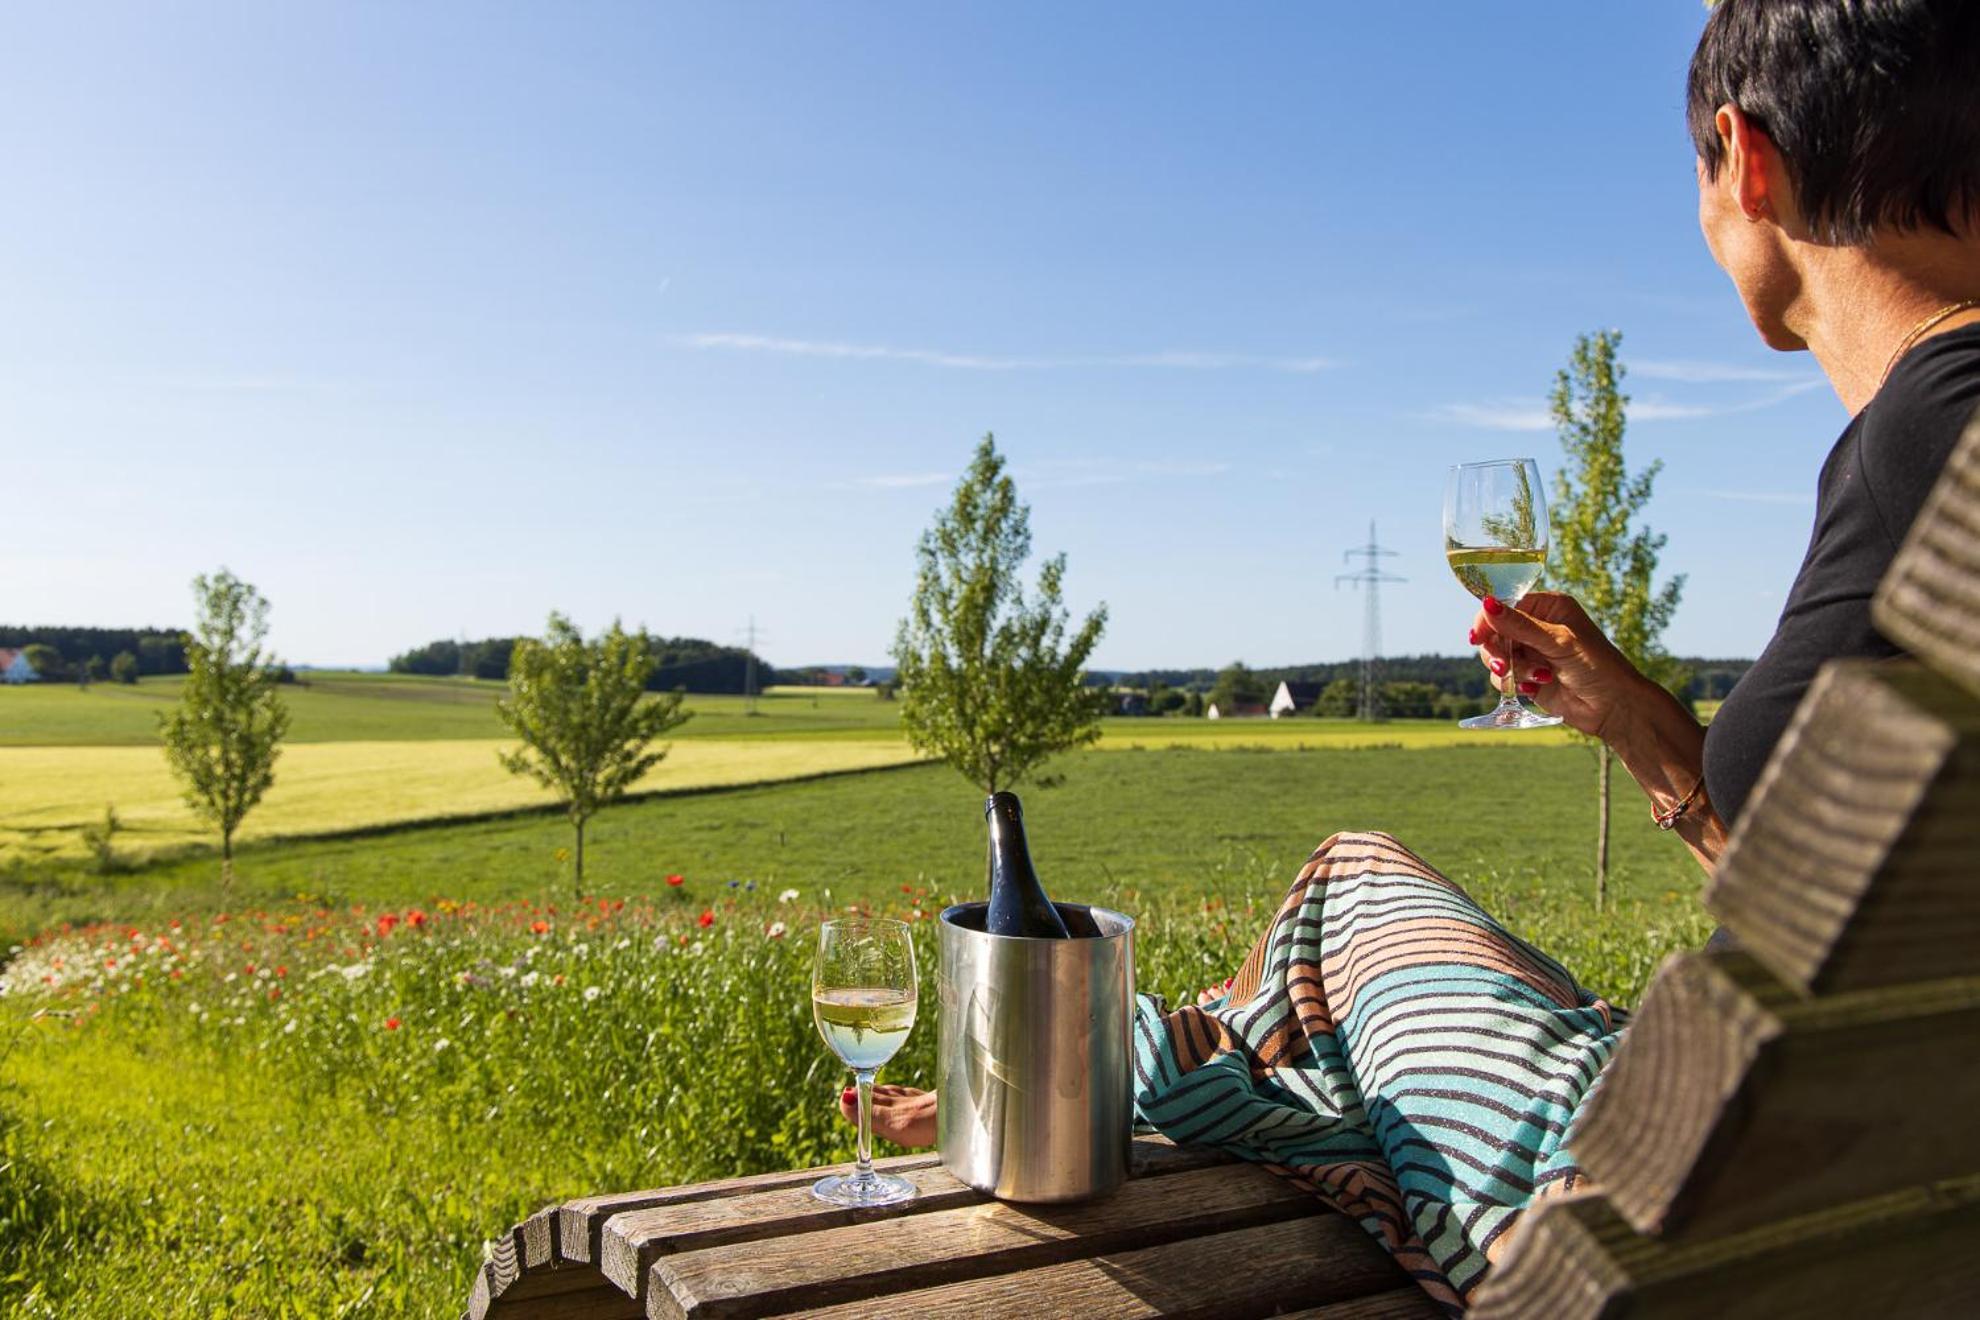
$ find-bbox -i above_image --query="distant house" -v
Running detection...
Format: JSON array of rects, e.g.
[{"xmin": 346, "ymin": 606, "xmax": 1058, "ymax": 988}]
[
  {"xmin": 1205, "ymin": 700, "xmax": 1267, "ymax": 720},
  {"xmin": 0, "ymin": 648, "xmax": 39, "ymax": 684},
  {"xmin": 1269, "ymin": 681, "xmax": 1323, "ymax": 719}
]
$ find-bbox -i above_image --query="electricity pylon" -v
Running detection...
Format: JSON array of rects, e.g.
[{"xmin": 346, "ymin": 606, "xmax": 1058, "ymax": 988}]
[{"xmin": 1335, "ymin": 521, "xmax": 1406, "ymax": 722}]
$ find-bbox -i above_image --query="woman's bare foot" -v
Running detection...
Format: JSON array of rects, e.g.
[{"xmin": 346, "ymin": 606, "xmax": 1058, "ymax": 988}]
[{"xmin": 839, "ymin": 1084, "xmax": 938, "ymax": 1149}]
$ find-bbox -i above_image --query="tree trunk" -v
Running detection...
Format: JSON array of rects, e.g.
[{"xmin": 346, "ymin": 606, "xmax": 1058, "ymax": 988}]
[
  {"xmin": 1595, "ymin": 745, "xmax": 1611, "ymax": 912},
  {"xmin": 573, "ymin": 817, "xmax": 585, "ymax": 901},
  {"xmin": 221, "ymin": 826, "xmax": 234, "ymax": 890}
]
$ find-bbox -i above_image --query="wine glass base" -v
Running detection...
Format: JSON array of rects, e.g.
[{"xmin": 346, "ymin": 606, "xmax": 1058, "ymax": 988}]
[
  {"xmin": 1458, "ymin": 704, "xmax": 1564, "ymax": 730},
  {"xmin": 812, "ymin": 1170, "xmax": 918, "ymax": 1208}
]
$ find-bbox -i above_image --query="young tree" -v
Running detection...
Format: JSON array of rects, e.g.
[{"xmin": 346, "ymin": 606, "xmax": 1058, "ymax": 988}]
[
  {"xmin": 1548, "ymin": 330, "xmax": 1686, "ymax": 909},
  {"xmin": 159, "ymin": 570, "xmax": 291, "ymax": 886},
  {"xmin": 497, "ymin": 614, "xmax": 691, "ymax": 896},
  {"xmin": 1209, "ymin": 662, "xmax": 1266, "ymax": 714},
  {"xmin": 110, "ymin": 650, "xmax": 140, "ymax": 684},
  {"xmin": 892, "ymin": 434, "xmax": 1110, "ymax": 795},
  {"xmin": 21, "ymin": 643, "xmax": 63, "ymax": 681}
]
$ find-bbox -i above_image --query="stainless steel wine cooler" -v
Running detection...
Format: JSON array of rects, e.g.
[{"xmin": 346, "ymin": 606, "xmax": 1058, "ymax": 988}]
[{"xmin": 936, "ymin": 901, "xmax": 1136, "ymax": 1203}]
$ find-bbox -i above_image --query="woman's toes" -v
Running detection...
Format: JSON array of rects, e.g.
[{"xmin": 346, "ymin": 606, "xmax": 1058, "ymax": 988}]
[{"xmin": 870, "ymin": 1085, "xmax": 939, "ymax": 1149}]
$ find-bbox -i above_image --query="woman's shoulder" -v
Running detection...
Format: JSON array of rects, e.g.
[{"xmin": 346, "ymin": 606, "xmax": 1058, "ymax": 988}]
[{"xmin": 1855, "ymin": 323, "xmax": 1980, "ymax": 538}]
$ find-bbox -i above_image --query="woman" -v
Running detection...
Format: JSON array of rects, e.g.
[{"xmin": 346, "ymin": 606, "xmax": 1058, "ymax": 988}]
[{"xmin": 843, "ymin": 1, "xmax": 1980, "ymax": 1311}]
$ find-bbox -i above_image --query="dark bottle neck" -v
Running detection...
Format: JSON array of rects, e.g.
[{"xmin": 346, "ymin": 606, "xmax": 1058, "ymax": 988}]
[{"xmin": 985, "ymin": 792, "xmax": 1033, "ymax": 882}]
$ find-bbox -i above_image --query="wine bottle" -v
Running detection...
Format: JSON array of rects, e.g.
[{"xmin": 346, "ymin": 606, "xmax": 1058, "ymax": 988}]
[{"xmin": 984, "ymin": 792, "xmax": 1071, "ymax": 938}]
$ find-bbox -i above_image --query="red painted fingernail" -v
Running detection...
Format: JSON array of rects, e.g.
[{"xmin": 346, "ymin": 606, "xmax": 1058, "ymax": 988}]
[
  {"xmin": 1532, "ymin": 667, "xmax": 1554, "ymax": 684},
  {"xmin": 1467, "ymin": 627, "xmax": 1481, "ymax": 646},
  {"xmin": 1489, "ymin": 658, "xmax": 1508, "ymax": 676},
  {"xmin": 1482, "ymin": 595, "xmax": 1504, "ymax": 616},
  {"xmin": 1225, "ymin": 976, "xmax": 1234, "ymax": 988},
  {"xmin": 1518, "ymin": 680, "xmax": 1539, "ymax": 695},
  {"xmin": 841, "ymin": 1087, "xmax": 855, "ymax": 1104}
]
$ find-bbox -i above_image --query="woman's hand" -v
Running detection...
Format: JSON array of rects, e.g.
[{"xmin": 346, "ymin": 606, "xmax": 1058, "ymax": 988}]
[{"xmin": 1469, "ymin": 591, "xmax": 1650, "ymax": 740}]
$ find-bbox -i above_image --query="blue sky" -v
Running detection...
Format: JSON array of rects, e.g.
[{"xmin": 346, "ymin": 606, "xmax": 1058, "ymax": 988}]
[{"xmin": 1, "ymin": 3, "xmax": 1842, "ymax": 669}]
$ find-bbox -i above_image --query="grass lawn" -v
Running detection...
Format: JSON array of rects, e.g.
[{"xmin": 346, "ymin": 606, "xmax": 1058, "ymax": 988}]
[
  {"xmin": 0, "ymin": 743, "xmax": 1711, "ymax": 1317},
  {"xmin": 5, "ymin": 745, "xmax": 1703, "ymax": 957}
]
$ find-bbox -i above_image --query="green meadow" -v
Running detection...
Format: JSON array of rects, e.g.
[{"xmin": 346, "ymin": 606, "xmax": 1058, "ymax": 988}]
[{"xmin": 0, "ymin": 674, "xmax": 1712, "ymax": 1317}]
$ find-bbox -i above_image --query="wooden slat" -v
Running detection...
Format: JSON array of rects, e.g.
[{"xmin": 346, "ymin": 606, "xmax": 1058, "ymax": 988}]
[
  {"xmin": 1469, "ymin": 1173, "xmax": 1980, "ymax": 1320},
  {"xmin": 598, "ymin": 1135, "xmax": 1235, "ymax": 1303},
  {"xmin": 1272, "ymin": 1290, "xmax": 1446, "ymax": 1320},
  {"xmin": 650, "ymin": 1161, "xmax": 1324, "ymax": 1319},
  {"xmin": 601, "ymin": 1164, "xmax": 983, "ymax": 1301},
  {"xmin": 791, "ymin": 1215, "xmax": 1420, "ymax": 1319},
  {"xmin": 555, "ymin": 1153, "xmax": 942, "ymax": 1265},
  {"xmin": 1874, "ymin": 406, "xmax": 1980, "ymax": 700},
  {"xmin": 1565, "ymin": 949, "xmax": 1980, "ymax": 1240},
  {"xmin": 1704, "ymin": 660, "xmax": 1980, "ymax": 994},
  {"xmin": 472, "ymin": 1220, "xmax": 637, "ymax": 1320}
]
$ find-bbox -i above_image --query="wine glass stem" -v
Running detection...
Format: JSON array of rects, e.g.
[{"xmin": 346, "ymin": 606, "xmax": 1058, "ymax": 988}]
[
  {"xmin": 854, "ymin": 1068, "xmax": 877, "ymax": 1180},
  {"xmin": 1494, "ymin": 670, "xmax": 1521, "ymax": 715}
]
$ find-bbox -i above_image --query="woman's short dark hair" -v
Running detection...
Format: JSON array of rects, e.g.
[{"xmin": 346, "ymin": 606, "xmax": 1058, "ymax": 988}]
[{"xmin": 1688, "ymin": 0, "xmax": 1980, "ymax": 244}]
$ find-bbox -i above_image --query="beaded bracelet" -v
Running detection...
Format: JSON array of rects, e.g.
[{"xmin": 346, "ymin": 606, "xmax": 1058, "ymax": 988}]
[{"xmin": 1654, "ymin": 776, "xmax": 1704, "ymax": 831}]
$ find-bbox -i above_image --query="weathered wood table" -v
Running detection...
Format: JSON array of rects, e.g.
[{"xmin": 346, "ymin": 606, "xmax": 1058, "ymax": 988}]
[{"xmin": 467, "ymin": 1137, "xmax": 1436, "ymax": 1319}]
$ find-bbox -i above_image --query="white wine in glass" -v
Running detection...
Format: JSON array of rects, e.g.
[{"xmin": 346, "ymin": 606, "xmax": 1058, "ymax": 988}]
[
  {"xmin": 1445, "ymin": 459, "xmax": 1564, "ymax": 730},
  {"xmin": 811, "ymin": 918, "xmax": 919, "ymax": 1207}
]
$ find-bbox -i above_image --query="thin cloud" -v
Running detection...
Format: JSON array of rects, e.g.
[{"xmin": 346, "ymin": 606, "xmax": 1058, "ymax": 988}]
[
  {"xmin": 1435, "ymin": 379, "xmax": 1824, "ymax": 431},
  {"xmin": 1696, "ymin": 487, "xmax": 1815, "ymax": 506},
  {"xmin": 1632, "ymin": 359, "xmax": 1814, "ymax": 384},
  {"xmin": 673, "ymin": 332, "xmax": 1336, "ymax": 374},
  {"xmin": 1431, "ymin": 399, "xmax": 1555, "ymax": 432},
  {"xmin": 853, "ymin": 472, "xmax": 953, "ymax": 489},
  {"xmin": 148, "ymin": 374, "xmax": 332, "ymax": 394},
  {"xmin": 845, "ymin": 457, "xmax": 1229, "ymax": 493}
]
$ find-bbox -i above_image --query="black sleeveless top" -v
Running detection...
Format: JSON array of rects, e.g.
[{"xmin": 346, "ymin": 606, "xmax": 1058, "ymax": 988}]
[{"xmin": 1702, "ymin": 323, "xmax": 1980, "ymax": 827}]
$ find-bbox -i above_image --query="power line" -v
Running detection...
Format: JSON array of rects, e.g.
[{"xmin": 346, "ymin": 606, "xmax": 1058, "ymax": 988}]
[{"xmin": 1335, "ymin": 520, "xmax": 1406, "ymax": 722}]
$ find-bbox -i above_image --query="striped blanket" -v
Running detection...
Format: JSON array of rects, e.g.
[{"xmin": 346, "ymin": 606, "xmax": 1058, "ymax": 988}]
[{"xmin": 1131, "ymin": 832, "xmax": 1624, "ymax": 1314}]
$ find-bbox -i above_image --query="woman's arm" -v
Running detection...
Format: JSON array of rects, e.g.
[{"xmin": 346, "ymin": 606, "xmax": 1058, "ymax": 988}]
[{"xmin": 1472, "ymin": 592, "xmax": 1731, "ymax": 872}]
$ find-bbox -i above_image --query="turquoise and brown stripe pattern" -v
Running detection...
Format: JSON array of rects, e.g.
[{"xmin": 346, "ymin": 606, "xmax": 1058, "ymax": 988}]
[{"xmin": 1131, "ymin": 832, "xmax": 1623, "ymax": 1314}]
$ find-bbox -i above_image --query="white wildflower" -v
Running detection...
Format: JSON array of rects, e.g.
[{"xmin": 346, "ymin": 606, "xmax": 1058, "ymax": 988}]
[
  {"xmin": 519, "ymin": 971, "xmax": 540, "ymax": 989},
  {"xmin": 778, "ymin": 888, "xmax": 800, "ymax": 905},
  {"xmin": 283, "ymin": 1019, "xmax": 297, "ymax": 1035},
  {"xmin": 582, "ymin": 985, "xmax": 602, "ymax": 1003},
  {"xmin": 766, "ymin": 921, "xmax": 788, "ymax": 940},
  {"xmin": 434, "ymin": 1038, "xmax": 451, "ymax": 1054}
]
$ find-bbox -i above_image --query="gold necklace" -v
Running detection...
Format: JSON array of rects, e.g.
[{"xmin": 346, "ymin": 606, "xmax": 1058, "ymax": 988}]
[{"xmin": 1879, "ymin": 299, "xmax": 1980, "ymax": 390}]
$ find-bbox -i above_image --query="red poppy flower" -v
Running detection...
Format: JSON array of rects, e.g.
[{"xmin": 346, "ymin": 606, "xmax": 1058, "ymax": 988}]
[
  {"xmin": 407, "ymin": 910, "xmax": 427, "ymax": 928},
  {"xmin": 384, "ymin": 1017, "xmax": 401, "ymax": 1031},
  {"xmin": 698, "ymin": 910, "xmax": 715, "ymax": 928},
  {"xmin": 530, "ymin": 920, "xmax": 549, "ymax": 934},
  {"xmin": 666, "ymin": 874, "xmax": 684, "ymax": 887}
]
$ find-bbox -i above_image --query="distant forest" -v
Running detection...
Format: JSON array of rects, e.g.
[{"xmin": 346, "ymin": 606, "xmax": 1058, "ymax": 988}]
[
  {"xmin": 389, "ymin": 635, "xmax": 788, "ymax": 695},
  {"xmin": 1116, "ymin": 654, "xmax": 1755, "ymax": 703},
  {"xmin": 0, "ymin": 625, "xmax": 188, "ymax": 675}
]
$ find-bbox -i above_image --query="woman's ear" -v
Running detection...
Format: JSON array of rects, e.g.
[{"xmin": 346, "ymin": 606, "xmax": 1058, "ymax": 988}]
[{"xmin": 1714, "ymin": 104, "xmax": 1785, "ymax": 225}]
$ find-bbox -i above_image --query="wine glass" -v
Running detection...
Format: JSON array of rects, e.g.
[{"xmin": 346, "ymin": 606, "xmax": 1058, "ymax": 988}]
[
  {"xmin": 1444, "ymin": 458, "xmax": 1564, "ymax": 730},
  {"xmin": 811, "ymin": 917, "xmax": 919, "ymax": 1207}
]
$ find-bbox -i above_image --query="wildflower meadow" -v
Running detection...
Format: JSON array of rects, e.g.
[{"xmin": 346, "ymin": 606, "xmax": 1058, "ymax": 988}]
[{"xmin": 0, "ymin": 827, "xmax": 1707, "ymax": 1317}]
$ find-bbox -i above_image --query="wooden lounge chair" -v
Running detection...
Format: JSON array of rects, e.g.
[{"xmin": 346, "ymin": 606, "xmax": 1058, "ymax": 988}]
[{"xmin": 466, "ymin": 414, "xmax": 1980, "ymax": 1319}]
